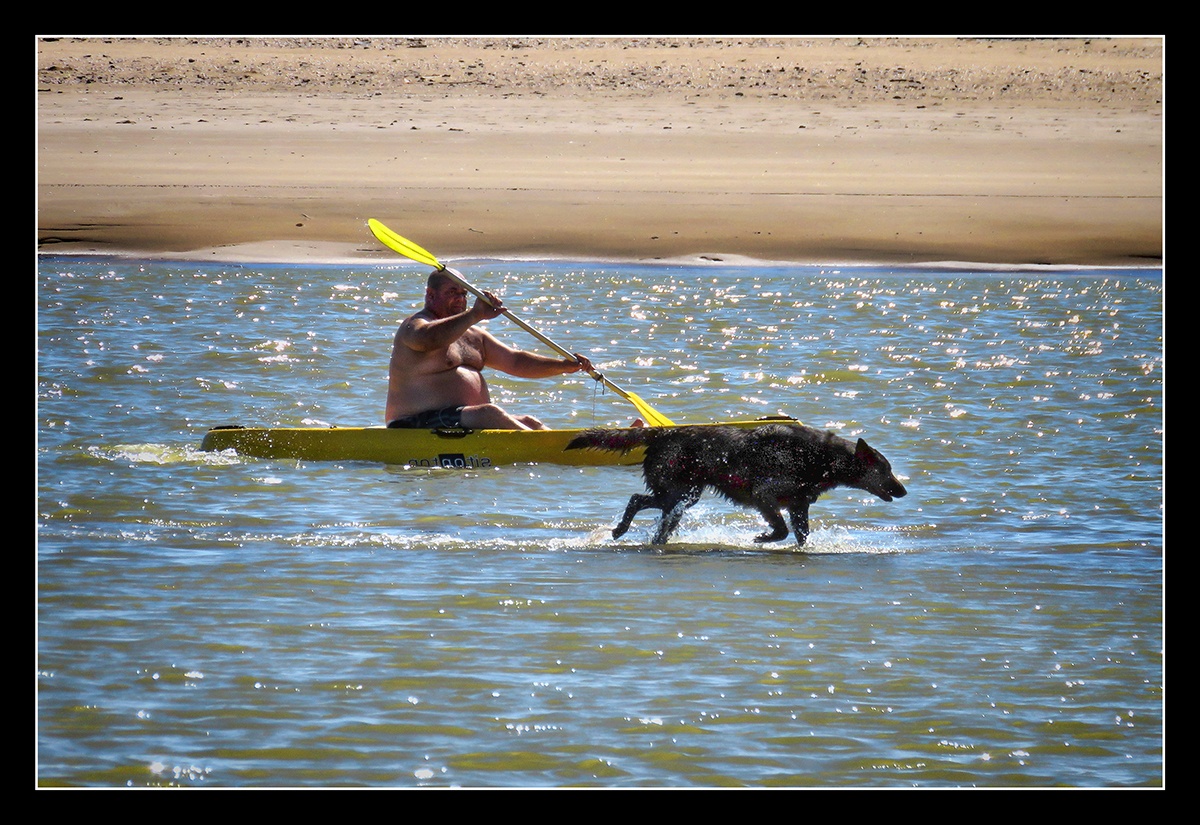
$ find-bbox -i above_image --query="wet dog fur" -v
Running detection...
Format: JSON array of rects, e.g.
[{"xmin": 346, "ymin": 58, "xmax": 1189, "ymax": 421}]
[{"xmin": 565, "ymin": 423, "xmax": 906, "ymax": 546}]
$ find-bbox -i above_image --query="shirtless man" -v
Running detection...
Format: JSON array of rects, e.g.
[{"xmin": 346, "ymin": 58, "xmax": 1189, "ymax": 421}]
[{"xmin": 385, "ymin": 271, "xmax": 595, "ymax": 430}]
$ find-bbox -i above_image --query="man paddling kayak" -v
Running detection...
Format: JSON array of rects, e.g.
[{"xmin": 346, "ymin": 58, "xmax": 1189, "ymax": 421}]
[{"xmin": 386, "ymin": 270, "xmax": 595, "ymax": 430}]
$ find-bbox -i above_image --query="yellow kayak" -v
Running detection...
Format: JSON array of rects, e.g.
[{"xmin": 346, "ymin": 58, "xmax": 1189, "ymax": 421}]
[{"xmin": 200, "ymin": 417, "xmax": 796, "ymax": 469}]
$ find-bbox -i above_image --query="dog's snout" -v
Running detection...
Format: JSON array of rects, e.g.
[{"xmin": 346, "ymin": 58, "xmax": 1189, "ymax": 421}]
[{"xmin": 876, "ymin": 478, "xmax": 906, "ymax": 501}]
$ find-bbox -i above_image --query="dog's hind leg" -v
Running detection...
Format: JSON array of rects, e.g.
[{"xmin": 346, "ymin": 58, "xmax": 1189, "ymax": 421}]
[
  {"xmin": 651, "ymin": 488, "xmax": 701, "ymax": 544},
  {"xmin": 612, "ymin": 493, "xmax": 657, "ymax": 539}
]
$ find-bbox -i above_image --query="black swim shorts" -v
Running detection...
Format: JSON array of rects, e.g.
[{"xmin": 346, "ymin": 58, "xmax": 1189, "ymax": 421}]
[{"xmin": 387, "ymin": 406, "xmax": 466, "ymax": 429}]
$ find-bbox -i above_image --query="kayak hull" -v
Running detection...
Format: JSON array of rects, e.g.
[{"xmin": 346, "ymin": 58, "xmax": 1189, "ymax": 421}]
[{"xmin": 200, "ymin": 418, "xmax": 796, "ymax": 468}]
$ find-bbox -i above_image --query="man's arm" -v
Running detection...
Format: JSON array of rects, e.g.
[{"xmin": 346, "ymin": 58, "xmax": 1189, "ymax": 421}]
[
  {"xmin": 480, "ymin": 330, "xmax": 594, "ymax": 379},
  {"xmin": 401, "ymin": 294, "xmax": 504, "ymax": 353}
]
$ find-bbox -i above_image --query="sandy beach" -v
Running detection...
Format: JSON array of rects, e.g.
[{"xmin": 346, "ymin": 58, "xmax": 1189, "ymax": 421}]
[{"xmin": 36, "ymin": 36, "xmax": 1163, "ymax": 267}]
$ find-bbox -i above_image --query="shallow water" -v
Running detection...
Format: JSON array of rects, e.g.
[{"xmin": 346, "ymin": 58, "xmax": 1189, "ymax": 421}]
[{"xmin": 37, "ymin": 256, "xmax": 1163, "ymax": 787}]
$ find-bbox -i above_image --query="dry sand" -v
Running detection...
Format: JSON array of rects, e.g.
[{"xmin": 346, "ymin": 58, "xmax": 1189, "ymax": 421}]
[{"xmin": 36, "ymin": 36, "xmax": 1163, "ymax": 267}]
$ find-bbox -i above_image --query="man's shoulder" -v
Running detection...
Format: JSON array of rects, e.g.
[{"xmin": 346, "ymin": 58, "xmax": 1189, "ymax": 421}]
[{"xmin": 400, "ymin": 308, "xmax": 435, "ymax": 327}]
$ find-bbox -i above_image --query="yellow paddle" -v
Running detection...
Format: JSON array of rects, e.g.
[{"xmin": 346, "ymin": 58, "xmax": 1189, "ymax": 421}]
[{"xmin": 368, "ymin": 218, "xmax": 675, "ymax": 427}]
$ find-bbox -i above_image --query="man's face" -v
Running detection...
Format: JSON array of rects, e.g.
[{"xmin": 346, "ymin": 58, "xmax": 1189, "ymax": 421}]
[{"xmin": 426, "ymin": 282, "xmax": 469, "ymax": 317}]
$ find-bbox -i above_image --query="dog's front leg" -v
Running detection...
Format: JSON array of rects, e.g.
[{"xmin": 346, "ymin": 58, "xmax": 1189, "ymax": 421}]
[
  {"xmin": 788, "ymin": 504, "xmax": 811, "ymax": 546},
  {"xmin": 753, "ymin": 507, "xmax": 790, "ymax": 543}
]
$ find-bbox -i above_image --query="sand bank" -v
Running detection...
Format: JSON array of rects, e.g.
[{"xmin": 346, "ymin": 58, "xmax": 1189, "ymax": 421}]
[{"xmin": 36, "ymin": 36, "xmax": 1163, "ymax": 266}]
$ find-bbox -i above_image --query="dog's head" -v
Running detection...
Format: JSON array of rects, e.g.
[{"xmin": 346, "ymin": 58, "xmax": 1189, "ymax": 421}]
[{"xmin": 854, "ymin": 439, "xmax": 907, "ymax": 501}]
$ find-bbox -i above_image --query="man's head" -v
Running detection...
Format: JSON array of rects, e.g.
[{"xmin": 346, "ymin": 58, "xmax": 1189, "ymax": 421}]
[
  {"xmin": 424, "ymin": 270, "xmax": 469, "ymax": 317},
  {"xmin": 426, "ymin": 270, "xmax": 454, "ymax": 290}
]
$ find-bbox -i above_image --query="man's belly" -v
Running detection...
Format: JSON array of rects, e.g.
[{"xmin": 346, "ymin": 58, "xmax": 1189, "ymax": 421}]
[{"xmin": 387, "ymin": 366, "xmax": 490, "ymax": 420}]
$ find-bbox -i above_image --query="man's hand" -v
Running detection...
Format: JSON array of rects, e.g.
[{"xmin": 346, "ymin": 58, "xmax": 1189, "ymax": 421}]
[
  {"xmin": 471, "ymin": 291, "xmax": 506, "ymax": 321},
  {"xmin": 567, "ymin": 352, "xmax": 595, "ymax": 375}
]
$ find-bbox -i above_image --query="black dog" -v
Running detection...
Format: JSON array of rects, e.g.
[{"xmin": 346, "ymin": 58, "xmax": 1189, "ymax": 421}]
[{"xmin": 565, "ymin": 423, "xmax": 906, "ymax": 546}]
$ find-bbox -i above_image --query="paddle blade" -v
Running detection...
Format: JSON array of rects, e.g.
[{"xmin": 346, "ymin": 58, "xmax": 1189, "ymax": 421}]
[
  {"xmin": 368, "ymin": 219, "xmax": 442, "ymax": 269},
  {"xmin": 624, "ymin": 391, "xmax": 674, "ymax": 427}
]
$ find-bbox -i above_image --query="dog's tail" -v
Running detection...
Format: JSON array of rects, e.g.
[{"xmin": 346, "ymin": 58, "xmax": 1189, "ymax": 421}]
[{"xmin": 565, "ymin": 426, "xmax": 658, "ymax": 454}]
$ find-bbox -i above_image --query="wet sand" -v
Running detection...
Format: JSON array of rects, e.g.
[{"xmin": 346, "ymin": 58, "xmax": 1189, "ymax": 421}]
[{"xmin": 36, "ymin": 36, "xmax": 1163, "ymax": 266}]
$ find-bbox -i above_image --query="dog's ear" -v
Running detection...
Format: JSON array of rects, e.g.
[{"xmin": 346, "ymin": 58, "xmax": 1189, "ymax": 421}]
[{"xmin": 855, "ymin": 438, "xmax": 879, "ymax": 465}]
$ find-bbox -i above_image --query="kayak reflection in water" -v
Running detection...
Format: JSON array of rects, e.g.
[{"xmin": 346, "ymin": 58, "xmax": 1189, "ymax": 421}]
[{"xmin": 385, "ymin": 270, "xmax": 595, "ymax": 430}]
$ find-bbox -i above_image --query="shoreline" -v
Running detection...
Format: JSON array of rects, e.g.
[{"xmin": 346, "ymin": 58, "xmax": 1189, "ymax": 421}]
[
  {"xmin": 37, "ymin": 36, "xmax": 1163, "ymax": 268},
  {"xmin": 36, "ymin": 245, "xmax": 1162, "ymax": 272}
]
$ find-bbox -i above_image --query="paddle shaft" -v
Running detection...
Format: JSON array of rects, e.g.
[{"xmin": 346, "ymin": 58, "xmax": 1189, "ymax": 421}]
[{"xmin": 441, "ymin": 267, "xmax": 644, "ymax": 404}]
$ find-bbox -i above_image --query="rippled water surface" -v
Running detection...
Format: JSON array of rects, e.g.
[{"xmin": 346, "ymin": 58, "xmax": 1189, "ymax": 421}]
[{"xmin": 37, "ymin": 256, "xmax": 1163, "ymax": 787}]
